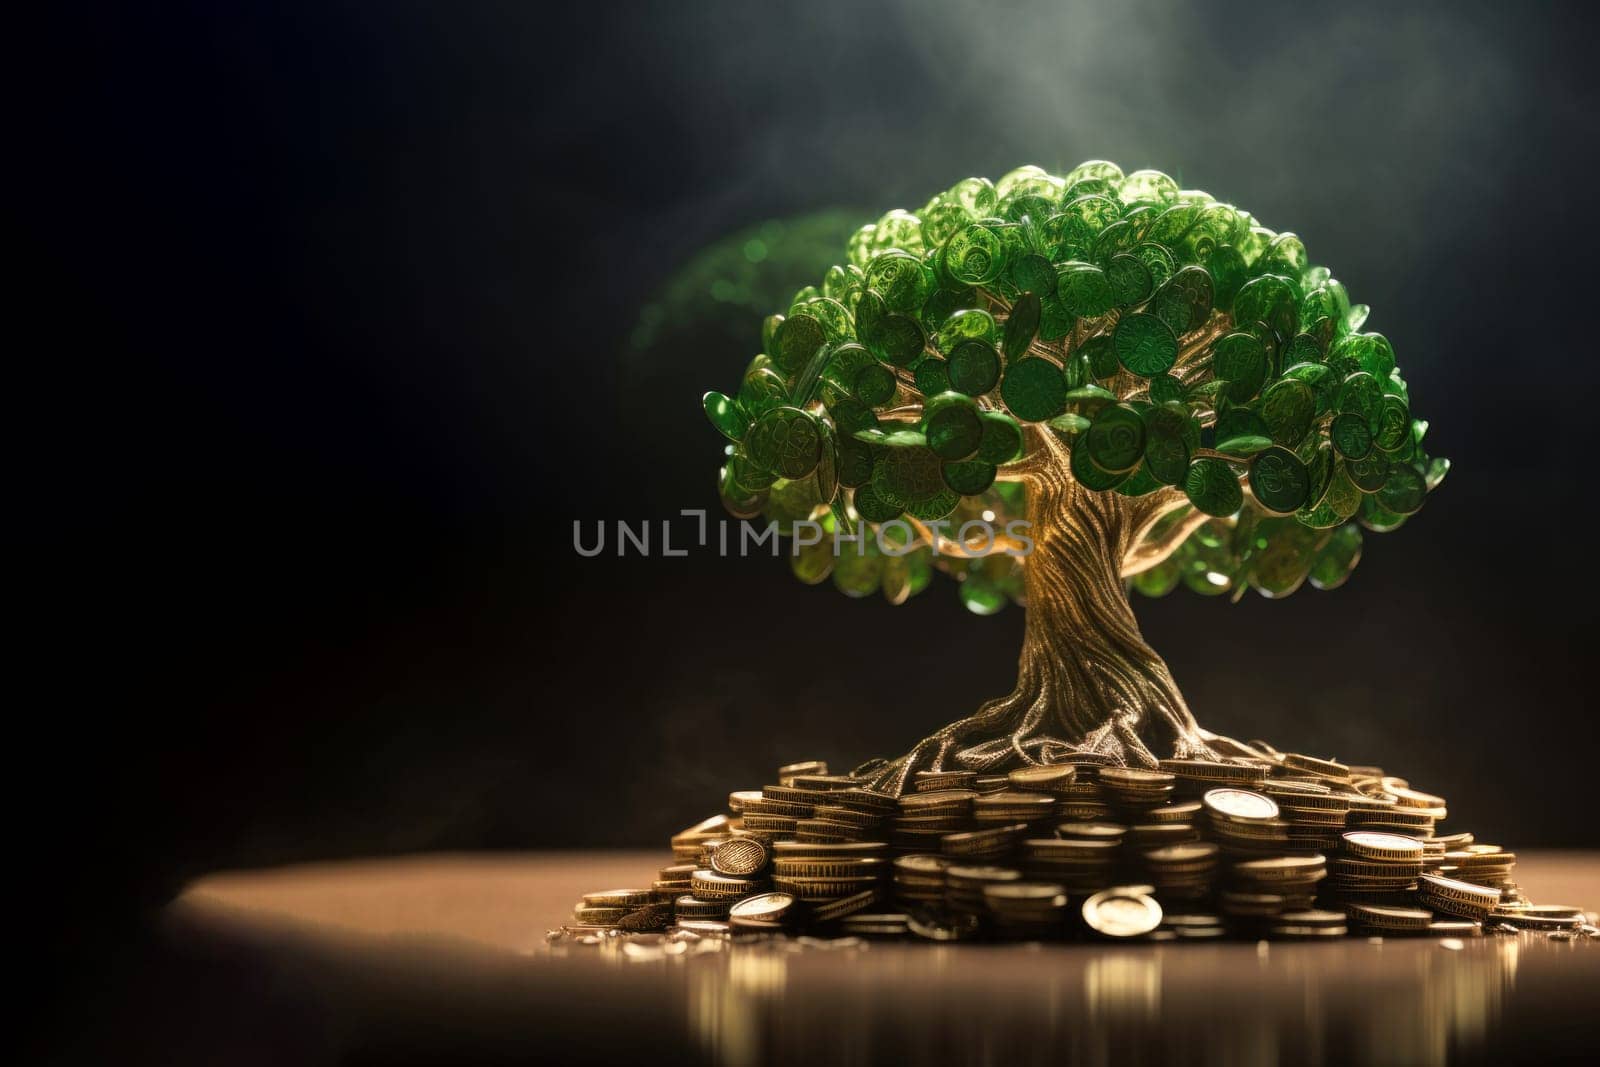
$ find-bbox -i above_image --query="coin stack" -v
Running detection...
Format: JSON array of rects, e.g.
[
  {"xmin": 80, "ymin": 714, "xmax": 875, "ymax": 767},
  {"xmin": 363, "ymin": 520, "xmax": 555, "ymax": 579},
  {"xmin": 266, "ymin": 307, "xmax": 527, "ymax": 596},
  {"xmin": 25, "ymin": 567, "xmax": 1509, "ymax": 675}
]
[
  {"xmin": 914, "ymin": 769, "xmax": 977, "ymax": 792},
  {"xmin": 892, "ymin": 789, "xmax": 976, "ymax": 851},
  {"xmin": 893, "ymin": 853, "xmax": 949, "ymax": 909},
  {"xmin": 1160, "ymin": 758, "xmax": 1267, "ymax": 797},
  {"xmin": 1325, "ymin": 831, "xmax": 1425, "ymax": 910},
  {"xmin": 984, "ymin": 881, "xmax": 1070, "ymax": 938},
  {"xmin": 941, "ymin": 822, "xmax": 1030, "ymax": 862},
  {"xmin": 1021, "ymin": 836, "xmax": 1120, "ymax": 892},
  {"xmin": 564, "ymin": 753, "xmax": 1587, "ymax": 945},
  {"xmin": 944, "ymin": 864, "xmax": 1021, "ymax": 918},
  {"xmin": 1203, "ymin": 787, "xmax": 1291, "ymax": 856},
  {"xmin": 1262, "ymin": 780, "xmax": 1349, "ymax": 853},
  {"xmin": 804, "ymin": 786, "xmax": 897, "ymax": 843},
  {"xmin": 1100, "ymin": 767, "xmax": 1177, "ymax": 820},
  {"xmin": 1417, "ymin": 873, "xmax": 1501, "ymax": 921},
  {"xmin": 770, "ymin": 840, "xmax": 890, "ymax": 918},
  {"xmin": 1140, "ymin": 841, "xmax": 1220, "ymax": 903},
  {"xmin": 973, "ymin": 790, "xmax": 1057, "ymax": 830},
  {"xmin": 1053, "ymin": 763, "xmax": 1113, "ymax": 820}
]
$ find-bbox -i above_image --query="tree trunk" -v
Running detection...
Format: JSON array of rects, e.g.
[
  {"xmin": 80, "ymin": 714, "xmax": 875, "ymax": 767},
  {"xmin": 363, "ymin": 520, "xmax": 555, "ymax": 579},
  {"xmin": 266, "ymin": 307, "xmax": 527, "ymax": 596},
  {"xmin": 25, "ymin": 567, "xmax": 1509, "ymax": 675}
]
[{"xmin": 867, "ymin": 464, "xmax": 1221, "ymax": 796}]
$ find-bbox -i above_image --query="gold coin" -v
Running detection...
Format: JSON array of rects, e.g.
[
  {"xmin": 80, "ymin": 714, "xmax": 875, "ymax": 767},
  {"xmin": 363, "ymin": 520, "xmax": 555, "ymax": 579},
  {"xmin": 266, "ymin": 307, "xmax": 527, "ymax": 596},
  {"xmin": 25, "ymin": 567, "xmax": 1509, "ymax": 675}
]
[
  {"xmin": 1342, "ymin": 831, "xmax": 1424, "ymax": 861},
  {"xmin": 1203, "ymin": 788, "xmax": 1280, "ymax": 822},
  {"xmin": 582, "ymin": 889, "xmax": 653, "ymax": 908},
  {"xmin": 1281, "ymin": 754, "xmax": 1351, "ymax": 779},
  {"xmin": 710, "ymin": 837, "xmax": 770, "ymax": 877},
  {"xmin": 1007, "ymin": 765, "xmax": 1078, "ymax": 791},
  {"xmin": 1083, "ymin": 888, "xmax": 1163, "ymax": 938},
  {"xmin": 728, "ymin": 892, "xmax": 796, "ymax": 922}
]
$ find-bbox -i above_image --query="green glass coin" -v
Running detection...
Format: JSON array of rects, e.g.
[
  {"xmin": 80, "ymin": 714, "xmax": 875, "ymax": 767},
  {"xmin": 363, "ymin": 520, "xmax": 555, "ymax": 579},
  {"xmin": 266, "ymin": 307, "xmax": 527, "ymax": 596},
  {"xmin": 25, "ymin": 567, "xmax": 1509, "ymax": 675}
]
[
  {"xmin": 800, "ymin": 296, "xmax": 854, "ymax": 343},
  {"xmin": 1204, "ymin": 245, "xmax": 1247, "ymax": 308},
  {"xmin": 913, "ymin": 356, "xmax": 951, "ymax": 396},
  {"xmin": 833, "ymin": 540, "xmax": 885, "ymax": 597},
  {"xmin": 1132, "ymin": 242, "xmax": 1176, "ymax": 288},
  {"xmin": 1374, "ymin": 395, "xmax": 1410, "ymax": 452},
  {"xmin": 873, "ymin": 442, "xmax": 946, "ymax": 504},
  {"xmin": 761, "ymin": 314, "xmax": 783, "ymax": 356},
  {"xmin": 1184, "ymin": 457, "xmax": 1243, "ymax": 517},
  {"xmin": 1151, "ymin": 285, "xmax": 1191, "ymax": 336},
  {"xmin": 1132, "ymin": 557, "xmax": 1182, "ymax": 597},
  {"xmin": 1296, "ymin": 463, "xmax": 1361, "ymax": 529},
  {"xmin": 920, "ymin": 287, "xmax": 969, "ymax": 331},
  {"xmin": 1232, "ymin": 275, "xmax": 1298, "ymax": 340},
  {"xmin": 925, "ymin": 392, "xmax": 984, "ymax": 461},
  {"xmin": 1166, "ymin": 266, "xmax": 1214, "ymax": 333},
  {"xmin": 944, "ymin": 223, "xmax": 1005, "ymax": 286},
  {"xmin": 718, "ymin": 463, "xmax": 768, "ymax": 519},
  {"xmin": 1249, "ymin": 446, "xmax": 1310, "ymax": 514},
  {"xmin": 1376, "ymin": 463, "xmax": 1426, "ymax": 515},
  {"xmin": 1038, "ymin": 295, "xmax": 1074, "ymax": 341},
  {"xmin": 1056, "ymin": 263, "xmax": 1114, "ymax": 318},
  {"xmin": 813, "ymin": 424, "xmax": 839, "ymax": 505},
  {"xmin": 976, "ymin": 410, "xmax": 1024, "ymax": 464},
  {"xmin": 1213, "ymin": 332, "xmax": 1270, "ymax": 403},
  {"xmin": 1332, "ymin": 332, "xmax": 1396, "ymax": 379},
  {"xmin": 1283, "ymin": 361, "xmax": 1337, "ymax": 416},
  {"xmin": 864, "ymin": 250, "xmax": 934, "ymax": 312},
  {"xmin": 1260, "ymin": 378, "xmax": 1315, "ymax": 447},
  {"xmin": 1086, "ymin": 403, "xmax": 1147, "ymax": 473},
  {"xmin": 869, "ymin": 312, "xmax": 926, "ymax": 368},
  {"xmin": 943, "ymin": 459, "xmax": 997, "ymax": 495},
  {"xmin": 855, "ymin": 287, "xmax": 887, "ymax": 335},
  {"xmin": 1214, "ymin": 433, "xmax": 1273, "ymax": 457},
  {"xmin": 1114, "ymin": 462, "xmax": 1163, "ymax": 498},
  {"xmin": 1148, "ymin": 374, "xmax": 1184, "ymax": 404},
  {"xmin": 1070, "ymin": 435, "xmax": 1128, "ymax": 491},
  {"xmin": 1299, "ymin": 440, "xmax": 1334, "ymax": 513},
  {"xmin": 1339, "ymin": 371, "xmax": 1384, "ymax": 434},
  {"xmin": 1004, "ymin": 292, "xmax": 1042, "ymax": 360},
  {"xmin": 836, "ymin": 436, "xmax": 874, "ymax": 488},
  {"xmin": 1359, "ymin": 493, "xmax": 1408, "ymax": 533},
  {"xmin": 1142, "ymin": 202, "xmax": 1198, "ymax": 248},
  {"xmin": 854, "ymin": 363, "xmax": 898, "ymax": 408},
  {"xmin": 1330, "ymin": 411, "xmax": 1373, "ymax": 460},
  {"xmin": 1010, "ymin": 253, "xmax": 1056, "ymax": 296},
  {"xmin": 791, "ymin": 536, "xmax": 835, "ymax": 586},
  {"xmin": 907, "ymin": 487, "xmax": 960, "ymax": 521},
  {"xmin": 1345, "ymin": 451, "xmax": 1389, "ymax": 493},
  {"xmin": 948, "ymin": 339, "xmax": 1001, "ymax": 396},
  {"xmin": 703, "ymin": 391, "xmax": 750, "ymax": 442},
  {"xmin": 772, "ymin": 314, "xmax": 826, "ymax": 376},
  {"xmin": 1142, "ymin": 402, "xmax": 1192, "ymax": 486},
  {"xmin": 1279, "ymin": 332, "xmax": 1323, "ymax": 370},
  {"xmin": 822, "ymin": 342, "xmax": 876, "ymax": 393},
  {"xmin": 1308, "ymin": 523, "xmax": 1363, "ymax": 591},
  {"xmin": 1107, "ymin": 253, "xmax": 1152, "ymax": 306},
  {"xmin": 827, "ymin": 396, "xmax": 878, "ymax": 436},
  {"xmin": 1114, "ymin": 313, "xmax": 1178, "ymax": 377},
  {"xmin": 1093, "ymin": 219, "xmax": 1141, "ymax": 264},
  {"xmin": 853, "ymin": 482, "xmax": 902, "ymax": 523},
  {"xmin": 747, "ymin": 406, "xmax": 824, "ymax": 479},
  {"xmin": 1048, "ymin": 412, "xmax": 1090, "ymax": 437},
  {"xmin": 1072, "ymin": 334, "xmax": 1113, "ymax": 381},
  {"xmin": 739, "ymin": 365, "xmax": 790, "ymax": 418},
  {"xmin": 1000, "ymin": 357, "xmax": 1068, "ymax": 422},
  {"xmin": 728, "ymin": 447, "xmax": 776, "ymax": 490},
  {"xmin": 949, "ymin": 176, "xmax": 998, "ymax": 217},
  {"xmin": 936, "ymin": 308, "xmax": 997, "ymax": 352}
]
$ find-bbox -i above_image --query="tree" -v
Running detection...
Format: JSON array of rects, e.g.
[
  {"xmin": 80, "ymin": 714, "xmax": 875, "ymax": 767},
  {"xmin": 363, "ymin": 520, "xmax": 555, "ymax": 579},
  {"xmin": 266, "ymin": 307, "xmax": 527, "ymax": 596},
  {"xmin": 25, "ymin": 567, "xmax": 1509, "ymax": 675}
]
[{"xmin": 702, "ymin": 162, "xmax": 1447, "ymax": 795}]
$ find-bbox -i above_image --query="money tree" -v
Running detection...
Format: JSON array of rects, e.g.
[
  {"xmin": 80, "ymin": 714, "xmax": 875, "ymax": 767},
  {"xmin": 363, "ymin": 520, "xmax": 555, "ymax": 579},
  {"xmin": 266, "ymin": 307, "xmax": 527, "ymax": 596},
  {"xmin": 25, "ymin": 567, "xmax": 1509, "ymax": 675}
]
[{"xmin": 702, "ymin": 162, "xmax": 1446, "ymax": 795}]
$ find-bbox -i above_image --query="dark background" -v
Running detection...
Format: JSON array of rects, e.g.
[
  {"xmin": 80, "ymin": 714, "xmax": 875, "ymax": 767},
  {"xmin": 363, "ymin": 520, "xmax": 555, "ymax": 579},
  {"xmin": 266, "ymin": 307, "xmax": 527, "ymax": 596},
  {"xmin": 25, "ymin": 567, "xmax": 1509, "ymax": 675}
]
[{"xmin": 35, "ymin": 0, "xmax": 1600, "ymax": 979}]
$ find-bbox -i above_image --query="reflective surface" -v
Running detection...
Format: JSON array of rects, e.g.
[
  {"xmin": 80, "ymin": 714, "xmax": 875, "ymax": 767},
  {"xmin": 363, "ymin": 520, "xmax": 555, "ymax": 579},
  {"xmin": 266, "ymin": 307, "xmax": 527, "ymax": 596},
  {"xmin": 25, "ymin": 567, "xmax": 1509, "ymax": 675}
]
[{"xmin": 163, "ymin": 851, "xmax": 1598, "ymax": 1066}]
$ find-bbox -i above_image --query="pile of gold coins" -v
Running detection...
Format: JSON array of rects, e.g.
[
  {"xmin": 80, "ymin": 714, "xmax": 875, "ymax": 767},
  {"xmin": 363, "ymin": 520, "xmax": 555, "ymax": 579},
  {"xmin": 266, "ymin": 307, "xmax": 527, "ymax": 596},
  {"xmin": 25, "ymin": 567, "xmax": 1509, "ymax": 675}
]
[{"xmin": 563, "ymin": 753, "xmax": 1593, "ymax": 944}]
